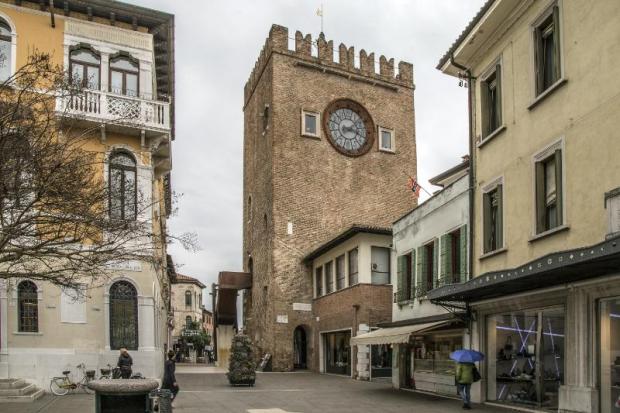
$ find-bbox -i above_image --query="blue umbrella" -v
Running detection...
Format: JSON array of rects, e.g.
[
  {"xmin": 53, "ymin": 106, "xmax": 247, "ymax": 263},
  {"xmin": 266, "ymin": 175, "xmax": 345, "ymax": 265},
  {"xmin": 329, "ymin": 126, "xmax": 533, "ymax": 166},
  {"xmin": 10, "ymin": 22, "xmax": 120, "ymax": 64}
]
[{"xmin": 450, "ymin": 349, "xmax": 485, "ymax": 363}]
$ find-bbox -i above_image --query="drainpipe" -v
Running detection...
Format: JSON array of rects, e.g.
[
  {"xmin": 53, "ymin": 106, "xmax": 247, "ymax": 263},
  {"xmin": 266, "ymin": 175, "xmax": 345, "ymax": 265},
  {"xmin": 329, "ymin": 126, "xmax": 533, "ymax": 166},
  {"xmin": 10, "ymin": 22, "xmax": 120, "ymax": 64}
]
[
  {"xmin": 352, "ymin": 304, "xmax": 359, "ymax": 380},
  {"xmin": 450, "ymin": 54, "xmax": 475, "ymax": 347}
]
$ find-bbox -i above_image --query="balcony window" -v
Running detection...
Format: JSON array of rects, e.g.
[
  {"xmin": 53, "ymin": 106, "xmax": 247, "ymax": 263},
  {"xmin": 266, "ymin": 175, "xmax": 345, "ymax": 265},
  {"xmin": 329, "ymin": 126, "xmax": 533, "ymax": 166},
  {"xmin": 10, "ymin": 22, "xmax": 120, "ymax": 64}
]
[
  {"xmin": 70, "ymin": 47, "xmax": 100, "ymax": 90},
  {"xmin": 110, "ymin": 55, "xmax": 139, "ymax": 97}
]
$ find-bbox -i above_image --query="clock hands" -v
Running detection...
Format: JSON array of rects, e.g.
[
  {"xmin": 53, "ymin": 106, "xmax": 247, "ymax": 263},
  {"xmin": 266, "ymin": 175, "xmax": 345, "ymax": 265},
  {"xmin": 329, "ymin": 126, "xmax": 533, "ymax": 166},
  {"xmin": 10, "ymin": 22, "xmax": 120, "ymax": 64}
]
[{"xmin": 341, "ymin": 125, "xmax": 357, "ymax": 135}]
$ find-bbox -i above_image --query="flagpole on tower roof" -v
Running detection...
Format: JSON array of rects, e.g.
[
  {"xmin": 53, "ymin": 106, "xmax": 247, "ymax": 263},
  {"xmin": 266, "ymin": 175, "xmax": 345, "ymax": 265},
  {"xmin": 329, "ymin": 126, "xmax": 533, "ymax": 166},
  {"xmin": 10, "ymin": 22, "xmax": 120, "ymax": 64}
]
[{"xmin": 316, "ymin": 3, "xmax": 324, "ymax": 34}]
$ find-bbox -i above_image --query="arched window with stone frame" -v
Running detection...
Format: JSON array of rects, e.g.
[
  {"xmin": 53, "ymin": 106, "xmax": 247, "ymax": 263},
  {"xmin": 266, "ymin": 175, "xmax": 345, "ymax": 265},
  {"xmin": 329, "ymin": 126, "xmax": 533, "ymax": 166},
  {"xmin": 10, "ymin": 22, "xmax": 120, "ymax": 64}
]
[
  {"xmin": 109, "ymin": 280, "xmax": 138, "ymax": 350},
  {"xmin": 17, "ymin": 280, "xmax": 38, "ymax": 333},
  {"xmin": 108, "ymin": 150, "xmax": 137, "ymax": 221},
  {"xmin": 69, "ymin": 45, "xmax": 101, "ymax": 90},
  {"xmin": 109, "ymin": 52, "xmax": 139, "ymax": 97},
  {"xmin": 185, "ymin": 290, "xmax": 192, "ymax": 308},
  {"xmin": 0, "ymin": 16, "xmax": 14, "ymax": 81}
]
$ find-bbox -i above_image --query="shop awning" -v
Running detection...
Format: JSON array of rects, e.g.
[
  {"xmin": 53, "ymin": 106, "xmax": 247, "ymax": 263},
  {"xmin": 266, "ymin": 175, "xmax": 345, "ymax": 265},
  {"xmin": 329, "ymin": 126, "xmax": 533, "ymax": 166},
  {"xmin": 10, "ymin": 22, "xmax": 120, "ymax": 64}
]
[{"xmin": 350, "ymin": 321, "xmax": 449, "ymax": 346}]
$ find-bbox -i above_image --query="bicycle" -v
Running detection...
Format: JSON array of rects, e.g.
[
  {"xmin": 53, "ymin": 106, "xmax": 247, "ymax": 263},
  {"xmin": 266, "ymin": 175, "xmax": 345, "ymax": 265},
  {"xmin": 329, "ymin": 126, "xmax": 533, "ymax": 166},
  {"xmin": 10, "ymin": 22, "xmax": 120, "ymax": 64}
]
[
  {"xmin": 49, "ymin": 363, "xmax": 96, "ymax": 395},
  {"xmin": 99, "ymin": 364, "xmax": 121, "ymax": 379}
]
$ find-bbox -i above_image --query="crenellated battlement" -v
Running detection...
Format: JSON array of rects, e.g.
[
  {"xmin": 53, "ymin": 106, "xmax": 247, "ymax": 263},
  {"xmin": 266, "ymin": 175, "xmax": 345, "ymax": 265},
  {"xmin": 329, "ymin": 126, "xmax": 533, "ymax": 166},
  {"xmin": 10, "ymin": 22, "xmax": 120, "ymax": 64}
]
[{"xmin": 244, "ymin": 24, "xmax": 414, "ymax": 105}]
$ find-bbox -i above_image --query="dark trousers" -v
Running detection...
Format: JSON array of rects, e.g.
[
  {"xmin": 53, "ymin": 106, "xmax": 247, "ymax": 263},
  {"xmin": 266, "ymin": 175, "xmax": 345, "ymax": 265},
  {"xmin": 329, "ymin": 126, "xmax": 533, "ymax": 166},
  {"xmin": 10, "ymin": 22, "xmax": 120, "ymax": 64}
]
[{"xmin": 120, "ymin": 367, "xmax": 132, "ymax": 379}]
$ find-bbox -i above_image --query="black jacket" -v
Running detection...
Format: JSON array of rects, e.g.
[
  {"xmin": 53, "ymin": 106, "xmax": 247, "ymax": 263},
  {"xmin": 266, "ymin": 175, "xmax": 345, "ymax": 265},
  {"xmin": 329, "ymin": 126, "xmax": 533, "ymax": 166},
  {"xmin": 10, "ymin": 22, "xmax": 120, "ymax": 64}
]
[
  {"xmin": 117, "ymin": 353, "xmax": 133, "ymax": 370},
  {"xmin": 162, "ymin": 359, "xmax": 177, "ymax": 389}
]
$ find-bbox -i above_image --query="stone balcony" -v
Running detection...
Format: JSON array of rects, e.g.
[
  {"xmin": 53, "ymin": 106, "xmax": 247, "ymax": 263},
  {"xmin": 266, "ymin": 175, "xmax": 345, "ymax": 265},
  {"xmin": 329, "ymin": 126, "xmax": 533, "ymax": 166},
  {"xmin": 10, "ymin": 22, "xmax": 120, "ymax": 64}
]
[{"xmin": 57, "ymin": 89, "xmax": 171, "ymax": 136}]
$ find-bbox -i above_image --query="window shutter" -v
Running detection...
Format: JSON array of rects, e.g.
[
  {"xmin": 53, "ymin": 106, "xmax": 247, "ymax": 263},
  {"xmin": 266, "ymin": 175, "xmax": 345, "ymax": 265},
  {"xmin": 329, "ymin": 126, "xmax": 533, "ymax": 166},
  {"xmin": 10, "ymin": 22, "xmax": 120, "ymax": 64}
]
[
  {"xmin": 459, "ymin": 225, "xmax": 468, "ymax": 283},
  {"xmin": 535, "ymin": 162, "xmax": 546, "ymax": 233},
  {"xmin": 552, "ymin": 6, "xmax": 561, "ymax": 82},
  {"xmin": 554, "ymin": 149, "xmax": 563, "ymax": 226},
  {"xmin": 496, "ymin": 185, "xmax": 503, "ymax": 248},
  {"xmin": 410, "ymin": 249, "xmax": 417, "ymax": 299},
  {"xmin": 534, "ymin": 27, "xmax": 544, "ymax": 94},
  {"xmin": 480, "ymin": 81, "xmax": 489, "ymax": 137},
  {"xmin": 495, "ymin": 64, "xmax": 502, "ymax": 127},
  {"xmin": 439, "ymin": 234, "xmax": 451, "ymax": 287},
  {"xmin": 396, "ymin": 255, "xmax": 405, "ymax": 302},
  {"xmin": 432, "ymin": 239, "xmax": 439, "ymax": 290},
  {"xmin": 416, "ymin": 246, "xmax": 426, "ymax": 296},
  {"xmin": 483, "ymin": 192, "xmax": 492, "ymax": 253}
]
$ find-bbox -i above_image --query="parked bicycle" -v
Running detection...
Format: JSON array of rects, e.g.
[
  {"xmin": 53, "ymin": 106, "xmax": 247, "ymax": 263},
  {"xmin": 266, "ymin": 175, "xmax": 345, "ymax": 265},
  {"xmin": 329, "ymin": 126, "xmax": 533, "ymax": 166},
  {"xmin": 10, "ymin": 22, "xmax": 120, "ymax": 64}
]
[
  {"xmin": 99, "ymin": 364, "xmax": 121, "ymax": 379},
  {"xmin": 50, "ymin": 363, "xmax": 96, "ymax": 395}
]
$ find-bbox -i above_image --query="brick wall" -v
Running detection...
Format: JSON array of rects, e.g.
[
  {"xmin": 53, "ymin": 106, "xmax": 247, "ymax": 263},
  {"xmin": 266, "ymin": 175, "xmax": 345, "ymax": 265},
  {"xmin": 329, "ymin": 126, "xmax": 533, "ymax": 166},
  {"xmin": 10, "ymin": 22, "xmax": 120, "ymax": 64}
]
[{"xmin": 243, "ymin": 24, "xmax": 417, "ymax": 371}]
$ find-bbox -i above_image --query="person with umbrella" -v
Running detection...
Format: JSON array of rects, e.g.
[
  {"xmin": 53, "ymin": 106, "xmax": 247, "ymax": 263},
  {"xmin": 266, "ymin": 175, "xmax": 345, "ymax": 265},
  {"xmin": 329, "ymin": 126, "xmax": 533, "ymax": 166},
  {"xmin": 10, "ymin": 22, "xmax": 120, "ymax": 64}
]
[{"xmin": 451, "ymin": 349, "xmax": 484, "ymax": 409}]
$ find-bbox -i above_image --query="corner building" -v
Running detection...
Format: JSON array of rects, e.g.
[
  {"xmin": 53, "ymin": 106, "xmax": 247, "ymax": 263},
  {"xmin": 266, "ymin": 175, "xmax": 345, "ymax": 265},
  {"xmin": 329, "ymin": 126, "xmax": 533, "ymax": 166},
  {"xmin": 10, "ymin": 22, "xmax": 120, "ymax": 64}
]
[{"xmin": 242, "ymin": 25, "xmax": 416, "ymax": 372}]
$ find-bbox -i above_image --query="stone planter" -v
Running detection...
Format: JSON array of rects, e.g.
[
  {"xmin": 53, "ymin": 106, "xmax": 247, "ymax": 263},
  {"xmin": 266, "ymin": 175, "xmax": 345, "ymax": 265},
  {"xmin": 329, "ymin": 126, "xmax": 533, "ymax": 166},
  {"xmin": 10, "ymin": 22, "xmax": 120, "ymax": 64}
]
[{"xmin": 88, "ymin": 379, "xmax": 159, "ymax": 413}]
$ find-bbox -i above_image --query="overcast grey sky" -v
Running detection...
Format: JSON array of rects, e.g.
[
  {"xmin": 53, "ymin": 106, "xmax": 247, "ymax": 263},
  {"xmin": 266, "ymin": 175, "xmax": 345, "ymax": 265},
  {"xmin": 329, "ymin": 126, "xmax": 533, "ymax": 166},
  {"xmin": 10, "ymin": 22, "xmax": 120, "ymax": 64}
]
[{"xmin": 125, "ymin": 0, "xmax": 485, "ymax": 309}]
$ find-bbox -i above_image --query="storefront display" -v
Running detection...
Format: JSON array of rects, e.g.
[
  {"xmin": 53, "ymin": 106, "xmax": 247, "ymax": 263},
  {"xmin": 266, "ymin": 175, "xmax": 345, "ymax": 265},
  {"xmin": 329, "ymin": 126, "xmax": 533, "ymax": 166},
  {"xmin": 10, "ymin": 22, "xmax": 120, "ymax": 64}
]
[
  {"xmin": 600, "ymin": 298, "xmax": 620, "ymax": 413},
  {"xmin": 371, "ymin": 344, "xmax": 392, "ymax": 378},
  {"xmin": 413, "ymin": 333, "xmax": 462, "ymax": 375},
  {"xmin": 488, "ymin": 307, "xmax": 564, "ymax": 409},
  {"xmin": 324, "ymin": 330, "xmax": 351, "ymax": 376}
]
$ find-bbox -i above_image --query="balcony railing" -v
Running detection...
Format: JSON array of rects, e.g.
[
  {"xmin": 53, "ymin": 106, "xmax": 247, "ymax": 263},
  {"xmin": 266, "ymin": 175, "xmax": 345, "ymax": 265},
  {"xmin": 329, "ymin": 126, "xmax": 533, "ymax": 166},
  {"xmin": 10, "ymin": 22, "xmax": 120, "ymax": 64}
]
[{"xmin": 57, "ymin": 89, "xmax": 170, "ymax": 132}]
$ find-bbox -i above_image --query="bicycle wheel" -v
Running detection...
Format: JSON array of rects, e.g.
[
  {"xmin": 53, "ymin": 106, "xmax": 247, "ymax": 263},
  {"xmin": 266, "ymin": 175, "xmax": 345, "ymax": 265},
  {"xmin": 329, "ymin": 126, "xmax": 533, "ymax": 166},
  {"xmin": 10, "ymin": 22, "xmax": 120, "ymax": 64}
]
[
  {"xmin": 82, "ymin": 381, "xmax": 95, "ymax": 394},
  {"xmin": 50, "ymin": 377, "xmax": 69, "ymax": 396}
]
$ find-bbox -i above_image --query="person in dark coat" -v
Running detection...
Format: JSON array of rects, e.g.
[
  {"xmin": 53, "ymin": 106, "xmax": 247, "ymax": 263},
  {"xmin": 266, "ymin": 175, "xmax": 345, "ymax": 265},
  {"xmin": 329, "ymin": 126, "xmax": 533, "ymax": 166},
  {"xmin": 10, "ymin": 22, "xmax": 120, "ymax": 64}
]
[
  {"xmin": 117, "ymin": 348, "xmax": 133, "ymax": 379},
  {"xmin": 162, "ymin": 350, "xmax": 179, "ymax": 402}
]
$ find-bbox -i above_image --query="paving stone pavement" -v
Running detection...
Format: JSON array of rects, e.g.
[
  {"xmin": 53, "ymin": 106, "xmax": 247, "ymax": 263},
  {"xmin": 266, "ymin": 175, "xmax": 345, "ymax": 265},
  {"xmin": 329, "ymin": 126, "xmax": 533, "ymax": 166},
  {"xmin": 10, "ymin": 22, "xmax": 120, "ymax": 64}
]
[{"xmin": 0, "ymin": 371, "xmax": 518, "ymax": 413}]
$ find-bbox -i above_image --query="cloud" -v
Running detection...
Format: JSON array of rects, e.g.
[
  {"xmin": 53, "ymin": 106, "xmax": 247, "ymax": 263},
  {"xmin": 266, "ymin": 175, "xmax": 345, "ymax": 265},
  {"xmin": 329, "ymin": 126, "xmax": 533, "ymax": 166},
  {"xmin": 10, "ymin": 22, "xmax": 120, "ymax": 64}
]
[{"xmin": 124, "ymin": 0, "xmax": 485, "ymax": 309}]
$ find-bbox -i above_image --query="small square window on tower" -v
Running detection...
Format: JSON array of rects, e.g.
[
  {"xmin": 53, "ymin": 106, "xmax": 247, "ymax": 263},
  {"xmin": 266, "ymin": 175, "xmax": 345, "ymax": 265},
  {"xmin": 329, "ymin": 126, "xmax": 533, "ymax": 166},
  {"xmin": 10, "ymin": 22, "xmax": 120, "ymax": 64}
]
[
  {"xmin": 301, "ymin": 109, "xmax": 320, "ymax": 138},
  {"xmin": 378, "ymin": 126, "xmax": 395, "ymax": 153}
]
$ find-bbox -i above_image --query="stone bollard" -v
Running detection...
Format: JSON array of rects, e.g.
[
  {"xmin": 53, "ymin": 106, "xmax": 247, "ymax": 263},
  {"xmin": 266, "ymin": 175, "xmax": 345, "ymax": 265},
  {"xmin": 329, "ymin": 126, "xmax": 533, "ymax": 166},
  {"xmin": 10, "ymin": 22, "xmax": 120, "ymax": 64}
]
[{"xmin": 149, "ymin": 389, "xmax": 172, "ymax": 413}]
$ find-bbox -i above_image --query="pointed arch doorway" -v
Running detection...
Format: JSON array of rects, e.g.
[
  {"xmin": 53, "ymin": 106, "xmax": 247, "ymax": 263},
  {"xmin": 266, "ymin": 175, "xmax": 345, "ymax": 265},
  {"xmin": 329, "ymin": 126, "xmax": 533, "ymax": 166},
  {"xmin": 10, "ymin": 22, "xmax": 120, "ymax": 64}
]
[{"xmin": 293, "ymin": 325, "xmax": 307, "ymax": 369}]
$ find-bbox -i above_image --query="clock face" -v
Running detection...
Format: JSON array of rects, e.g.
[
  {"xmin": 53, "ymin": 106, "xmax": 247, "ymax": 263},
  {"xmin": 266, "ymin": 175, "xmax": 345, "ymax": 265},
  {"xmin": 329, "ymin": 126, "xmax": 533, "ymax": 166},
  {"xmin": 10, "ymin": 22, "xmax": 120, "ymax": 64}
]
[{"xmin": 323, "ymin": 99, "xmax": 374, "ymax": 156}]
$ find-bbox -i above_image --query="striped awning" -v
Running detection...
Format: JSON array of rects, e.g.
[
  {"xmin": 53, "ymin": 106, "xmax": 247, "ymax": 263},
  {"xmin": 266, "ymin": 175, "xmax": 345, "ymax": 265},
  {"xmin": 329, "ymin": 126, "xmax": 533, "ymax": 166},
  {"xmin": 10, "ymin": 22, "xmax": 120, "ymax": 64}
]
[{"xmin": 350, "ymin": 321, "xmax": 449, "ymax": 346}]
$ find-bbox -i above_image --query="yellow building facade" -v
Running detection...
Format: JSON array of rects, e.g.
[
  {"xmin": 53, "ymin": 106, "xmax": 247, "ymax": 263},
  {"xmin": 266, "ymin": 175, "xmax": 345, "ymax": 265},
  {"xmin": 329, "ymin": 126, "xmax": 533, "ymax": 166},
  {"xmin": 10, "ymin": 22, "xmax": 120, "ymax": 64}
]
[
  {"xmin": 432, "ymin": 1, "xmax": 620, "ymax": 412},
  {"xmin": 0, "ymin": 0, "xmax": 175, "ymax": 392}
]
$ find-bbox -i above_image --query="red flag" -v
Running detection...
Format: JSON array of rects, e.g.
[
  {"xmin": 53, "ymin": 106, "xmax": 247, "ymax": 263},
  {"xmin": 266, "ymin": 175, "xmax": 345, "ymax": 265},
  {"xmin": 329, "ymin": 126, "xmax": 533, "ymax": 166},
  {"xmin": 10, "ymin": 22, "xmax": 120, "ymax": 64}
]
[{"xmin": 407, "ymin": 176, "xmax": 421, "ymax": 197}]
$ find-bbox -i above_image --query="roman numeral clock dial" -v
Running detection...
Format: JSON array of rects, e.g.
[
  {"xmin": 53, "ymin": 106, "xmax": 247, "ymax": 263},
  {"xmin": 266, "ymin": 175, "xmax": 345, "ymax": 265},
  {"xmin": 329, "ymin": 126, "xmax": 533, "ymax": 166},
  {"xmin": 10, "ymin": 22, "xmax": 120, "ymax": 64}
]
[{"xmin": 323, "ymin": 99, "xmax": 375, "ymax": 157}]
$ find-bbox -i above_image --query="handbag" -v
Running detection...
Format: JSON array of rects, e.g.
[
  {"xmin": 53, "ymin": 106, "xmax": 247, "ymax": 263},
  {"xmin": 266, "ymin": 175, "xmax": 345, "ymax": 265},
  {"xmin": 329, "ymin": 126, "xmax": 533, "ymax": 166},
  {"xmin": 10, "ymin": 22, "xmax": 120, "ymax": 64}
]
[{"xmin": 472, "ymin": 365, "xmax": 481, "ymax": 383}]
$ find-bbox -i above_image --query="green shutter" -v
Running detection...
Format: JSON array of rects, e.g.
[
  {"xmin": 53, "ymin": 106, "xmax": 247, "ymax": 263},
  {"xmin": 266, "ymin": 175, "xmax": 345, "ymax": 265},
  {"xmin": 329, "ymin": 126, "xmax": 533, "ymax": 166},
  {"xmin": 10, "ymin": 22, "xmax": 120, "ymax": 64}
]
[
  {"xmin": 552, "ymin": 6, "xmax": 561, "ymax": 82},
  {"xmin": 534, "ymin": 27, "xmax": 544, "ymax": 94},
  {"xmin": 459, "ymin": 225, "xmax": 468, "ymax": 283},
  {"xmin": 535, "ymin": 162, "xmax": 546, "ymax": 233},
  {"xmin": 483, "ymin": 192, "xmax": 492, "ymax": 253},
  {"xmin": 496, "ymin": 185, "xmax": 503, "ymax": 248},
  {"xmin": 439, "ymin": 234, "xmax": 451, "ymax": 287},
  {"xmin": 416, "ymin": 246, "xmax": 426, "ymax": 296},
  {"xmin": 396, "ymin": 255, "xmax": 405, "ymax": 303},
  {"xmin": 495, "ymin": 63, "xmax": 502, "ymax": 127},
  {"xmin": 554, "ymin": 149, "xmax": 563, "ymax": 226},
  {"xmin": 481, "ymin": 81, "xmax": 489, "ymax": 137},
  {"xmin": 432, "ymin": 239, "xmax": 439, "ymax": 290},
  {"xmin": 410, "ymin": 250, "xmax": 417, "ymax": 299}
]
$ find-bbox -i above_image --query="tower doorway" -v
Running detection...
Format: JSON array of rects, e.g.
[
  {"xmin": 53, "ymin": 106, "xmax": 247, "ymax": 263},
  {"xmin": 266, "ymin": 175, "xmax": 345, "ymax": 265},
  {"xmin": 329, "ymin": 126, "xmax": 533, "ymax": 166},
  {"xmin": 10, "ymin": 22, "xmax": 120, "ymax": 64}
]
[{"xmin": 293, "ymin": 326, "xmax": 307, "ymax": 369}]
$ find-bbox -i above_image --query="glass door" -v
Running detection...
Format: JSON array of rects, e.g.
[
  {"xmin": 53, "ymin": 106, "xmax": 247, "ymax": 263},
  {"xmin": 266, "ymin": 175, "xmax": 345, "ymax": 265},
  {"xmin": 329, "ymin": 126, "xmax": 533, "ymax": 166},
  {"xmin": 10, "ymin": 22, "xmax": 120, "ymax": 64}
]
[
  {"xmin": 324, "ymin": 331, "xmax": 351, "ymax": 376},
  {"xmin": 600, "ymin": 298, "xmax": 620, "ymax": 413}
]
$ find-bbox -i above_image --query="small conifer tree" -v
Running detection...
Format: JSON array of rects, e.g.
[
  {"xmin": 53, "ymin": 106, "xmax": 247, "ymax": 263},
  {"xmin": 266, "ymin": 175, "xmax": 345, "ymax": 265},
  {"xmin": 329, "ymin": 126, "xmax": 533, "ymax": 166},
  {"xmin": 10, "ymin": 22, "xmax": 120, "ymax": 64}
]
[{"xmin": 227, "ymin": 333, "xmax": 256, "ymax": 386}]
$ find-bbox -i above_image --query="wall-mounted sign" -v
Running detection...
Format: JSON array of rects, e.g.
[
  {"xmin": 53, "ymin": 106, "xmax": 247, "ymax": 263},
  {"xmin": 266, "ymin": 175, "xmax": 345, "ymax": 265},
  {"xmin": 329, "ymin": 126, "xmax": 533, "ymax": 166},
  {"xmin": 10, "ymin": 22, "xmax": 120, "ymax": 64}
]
[
  {"xmin": 292, "ymin": 303, "xmax": 312, "ymax": 312},
  {"xmin": 606, "ymin": 188, "xmax": 620, "ymax": 236},
  {"xmin": 276, "ymin": 314, "xmax": 288, "ymax": 324},
  {"xmin": 106, "ymin": 260, "xmax": 141, "ymax": 272}
]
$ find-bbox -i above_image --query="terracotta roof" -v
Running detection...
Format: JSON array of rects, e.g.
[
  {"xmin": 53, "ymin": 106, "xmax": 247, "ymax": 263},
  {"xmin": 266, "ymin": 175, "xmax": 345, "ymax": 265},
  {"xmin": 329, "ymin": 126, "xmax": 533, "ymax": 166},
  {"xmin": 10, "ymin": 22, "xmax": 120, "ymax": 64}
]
[
  {"xmin": 172, "ymin": 273, "xmax": 206, "ymax": 289},
  {"xmin": 436, "ymin": 0, "xmax": 496, "ymax": 70},
  {"xmin": 302, "ymin": 225, "xmax": 392, "ymax": 264}
]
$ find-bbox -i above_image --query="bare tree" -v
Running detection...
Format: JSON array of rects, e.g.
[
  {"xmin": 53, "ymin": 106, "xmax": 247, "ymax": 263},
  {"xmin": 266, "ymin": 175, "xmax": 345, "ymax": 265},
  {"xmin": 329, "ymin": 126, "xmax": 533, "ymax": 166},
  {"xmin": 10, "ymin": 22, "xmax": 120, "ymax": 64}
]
[{"xmin": 0, "ymin": 51, "xmax": 195, "ymax": 291}]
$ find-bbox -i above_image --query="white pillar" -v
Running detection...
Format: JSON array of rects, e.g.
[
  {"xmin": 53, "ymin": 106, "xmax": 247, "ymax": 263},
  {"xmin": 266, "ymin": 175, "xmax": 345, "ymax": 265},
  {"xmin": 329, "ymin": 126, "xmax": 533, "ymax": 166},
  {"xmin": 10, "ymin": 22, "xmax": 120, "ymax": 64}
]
[
  {"xmin": 0, "ymin": 279, "xmax": 9, "ymax": 378},
  {"xmin": 104, "ymin": 292, "xmax": 111, "ymax": 350},
  {"xmin": 138, "ymin": 296, "xmax": 155, "ymax": 352}
]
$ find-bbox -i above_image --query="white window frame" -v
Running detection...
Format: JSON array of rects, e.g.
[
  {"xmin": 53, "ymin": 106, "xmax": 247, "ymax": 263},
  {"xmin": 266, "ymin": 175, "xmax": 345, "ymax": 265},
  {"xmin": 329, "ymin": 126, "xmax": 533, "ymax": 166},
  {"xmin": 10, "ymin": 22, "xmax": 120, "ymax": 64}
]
[
  {"xmin": 480, "ymin": 176, "xmax": 505, "ymax": 257},
  {"xmin": 528, "ymin": 0, "xmax": 566, "ymax": 105},
  {"xmin": 0, "ymin": 11, "xmax": 17, "ymax": 82},
  {"xmin": 301, "ymin": 109, "xmax": 320, "ymax": 138},
  {"xmin": 530, "ymin": 137, "xmax": 566, "ymax": 238},
  {"xmin": 377, "ymin": 126, "xmax": 395, "ymax": 153}
]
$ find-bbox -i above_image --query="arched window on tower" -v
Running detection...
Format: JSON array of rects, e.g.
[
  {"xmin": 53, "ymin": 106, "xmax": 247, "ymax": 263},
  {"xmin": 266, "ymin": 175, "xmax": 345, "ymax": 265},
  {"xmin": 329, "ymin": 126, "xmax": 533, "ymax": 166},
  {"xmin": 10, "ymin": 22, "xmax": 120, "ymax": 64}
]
[
  {"xmin": 185, "ymin": 290, "xmax": 192, "ymax": 308},
  {"xmin": 109, "ymin": 151, "xmax": 137, "ymax": 220},
  {"xmin": 0, "ymin": 18, "xmax": 13, "ymax": 81},
  {"xmin": 18, "ymin": 281, "xmax": 38, "ymax": 332},
  {"xmin": 109, "ymin": 280, "xmax": 138, "ymax": 350}
]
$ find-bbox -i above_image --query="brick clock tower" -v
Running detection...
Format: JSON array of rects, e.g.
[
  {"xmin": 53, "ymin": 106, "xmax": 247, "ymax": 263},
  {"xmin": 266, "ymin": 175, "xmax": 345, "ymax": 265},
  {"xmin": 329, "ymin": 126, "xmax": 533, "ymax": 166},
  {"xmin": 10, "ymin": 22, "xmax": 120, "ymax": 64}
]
[{"xmin": 242, "ymin": 25, "xmax": 416, "ymax": 371}]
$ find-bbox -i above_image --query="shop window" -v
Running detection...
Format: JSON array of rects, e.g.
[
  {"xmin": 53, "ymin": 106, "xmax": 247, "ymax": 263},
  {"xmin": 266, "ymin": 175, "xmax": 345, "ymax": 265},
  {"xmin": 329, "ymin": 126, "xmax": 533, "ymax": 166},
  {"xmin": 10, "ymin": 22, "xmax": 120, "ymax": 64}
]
[
  {"xmin": 600, "ymin": 298, "xmax": 620, "ymax": 413},
  {"xmin": 18, "ymin": 280, "xmax": 38, "ymax": 332},
  {"xmin": 348, "ymin": 248, "xmax": 358, "ymax": 286},
  {"xmin": 324, "ymin": 330, "xmax": 351, "ymax": 376},
  {"xmin": 324, "ymin": 261, "xmax": 333, "ymax": 294},
  {"xmin": 488, "ymin": 307, "xmax": 564, "ymax": 409},
  {"xmin": 371, "ymin": 246, "xmax": 390, "ymax": 285},
  {"xmin": 335, "ymin": 254, "xmax": 345, "ymax": 290},
  {"xmin": 413, "ymin": 334, "xmax": 462, "ymax": 375},
  {"xmin": 315, "ymin": 266, "xmax": 323, "ymax": 297},
  {"xmin": 371, "ymin": 344, "xmax": 392, "ymax": 378}
]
